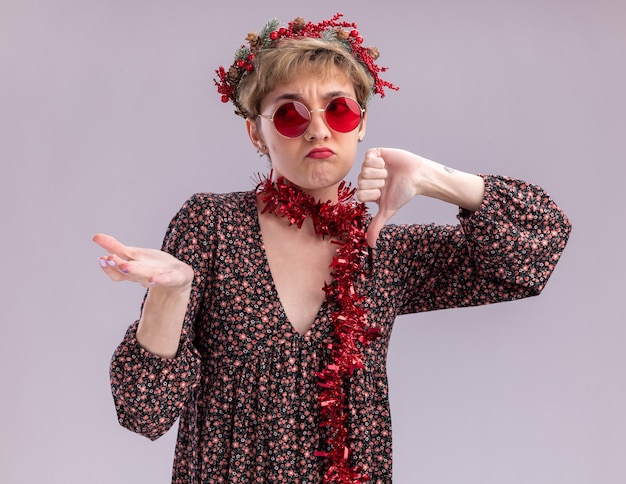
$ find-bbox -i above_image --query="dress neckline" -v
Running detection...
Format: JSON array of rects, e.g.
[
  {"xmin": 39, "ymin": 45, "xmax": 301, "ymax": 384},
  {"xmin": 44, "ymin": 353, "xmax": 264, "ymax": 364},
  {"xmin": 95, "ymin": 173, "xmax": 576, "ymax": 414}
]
[{"xmin": 247, "ymin": 190, "xmax": 328, "ymax": 340}]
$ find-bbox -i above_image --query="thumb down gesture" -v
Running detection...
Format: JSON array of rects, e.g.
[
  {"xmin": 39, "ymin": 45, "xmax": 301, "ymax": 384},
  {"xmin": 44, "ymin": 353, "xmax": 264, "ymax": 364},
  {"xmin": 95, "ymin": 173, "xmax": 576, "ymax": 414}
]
[{"xmin": 356, "ymin": 148, "xmax": 421, "ymax": 248}]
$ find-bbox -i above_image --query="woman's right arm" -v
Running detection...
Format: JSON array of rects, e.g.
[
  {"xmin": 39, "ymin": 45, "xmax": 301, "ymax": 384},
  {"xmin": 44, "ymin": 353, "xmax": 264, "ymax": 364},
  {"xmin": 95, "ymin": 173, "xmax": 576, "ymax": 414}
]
[{"xmin": 94, "ymin": 194, "xmax": 211, "ymax": 440}]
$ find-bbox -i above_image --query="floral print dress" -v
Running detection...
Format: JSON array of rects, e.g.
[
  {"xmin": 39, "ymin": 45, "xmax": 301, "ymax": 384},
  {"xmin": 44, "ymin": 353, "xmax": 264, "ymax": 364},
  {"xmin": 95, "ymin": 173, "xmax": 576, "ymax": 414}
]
[{"xmin": 110, "ymin": 175, "xmax": 571, "ymax": 483}]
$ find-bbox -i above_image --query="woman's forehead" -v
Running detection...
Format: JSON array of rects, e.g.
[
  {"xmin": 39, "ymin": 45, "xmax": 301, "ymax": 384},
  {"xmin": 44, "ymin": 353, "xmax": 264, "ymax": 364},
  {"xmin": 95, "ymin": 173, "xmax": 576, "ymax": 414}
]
[{"xmin": 262, "ymin": 71, "xmax": 356, "ymax": 105}]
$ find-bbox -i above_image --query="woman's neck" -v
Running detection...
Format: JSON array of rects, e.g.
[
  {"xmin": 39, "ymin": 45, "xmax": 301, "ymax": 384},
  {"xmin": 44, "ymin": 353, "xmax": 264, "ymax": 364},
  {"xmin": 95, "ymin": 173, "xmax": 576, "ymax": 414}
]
[{"xmin": 269, "ymin": 176, "xmax": 342, "ymax": 205}]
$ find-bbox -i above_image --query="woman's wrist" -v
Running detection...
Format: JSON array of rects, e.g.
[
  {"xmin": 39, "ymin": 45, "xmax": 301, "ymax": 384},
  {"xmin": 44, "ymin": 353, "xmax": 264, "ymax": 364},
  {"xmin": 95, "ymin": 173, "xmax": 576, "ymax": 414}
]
[
  {"xmin": 416, "ymin": 157, "xmax": 485, "ymax": 212},
  {"xmin": 136, "ymin": 284, "xmax": 192, "ymax": 359}
]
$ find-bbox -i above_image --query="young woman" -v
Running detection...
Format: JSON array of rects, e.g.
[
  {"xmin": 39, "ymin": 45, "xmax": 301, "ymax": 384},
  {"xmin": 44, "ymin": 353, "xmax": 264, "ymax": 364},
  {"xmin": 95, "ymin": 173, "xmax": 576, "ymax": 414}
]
[{"xmin": 93, "ymin": 14, "xmax": 571, "ymax": 483}]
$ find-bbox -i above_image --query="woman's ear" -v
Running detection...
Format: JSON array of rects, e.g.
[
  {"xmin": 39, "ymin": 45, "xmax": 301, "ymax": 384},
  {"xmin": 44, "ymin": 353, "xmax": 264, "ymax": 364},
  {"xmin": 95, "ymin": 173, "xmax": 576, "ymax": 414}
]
[
  {"xmin": 357, "ymin": 111, "xmax": 367, "ymax": 142},
  {"xmin": 246, "ymin": 118, "xmax": 267, "ymax": 153}
]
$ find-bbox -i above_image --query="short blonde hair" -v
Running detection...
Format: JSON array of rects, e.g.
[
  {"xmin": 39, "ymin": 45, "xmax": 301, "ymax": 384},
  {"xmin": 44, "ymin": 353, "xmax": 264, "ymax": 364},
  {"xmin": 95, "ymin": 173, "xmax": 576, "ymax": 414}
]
[{"xmin": 236, "ymin": 37, "xmax": 373, "ymax": 119}]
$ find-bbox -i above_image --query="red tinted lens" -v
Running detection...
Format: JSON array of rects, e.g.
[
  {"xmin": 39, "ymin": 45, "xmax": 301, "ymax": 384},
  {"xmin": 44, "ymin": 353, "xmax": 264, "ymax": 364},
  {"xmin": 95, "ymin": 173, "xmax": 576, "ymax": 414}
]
[
  {"xmin": 272, "ymin": 102, "xmax": 310, "ymax": 138},
  {"xmin": 325, "ymin": 97, "xmax": 362, "ymax": 133}
]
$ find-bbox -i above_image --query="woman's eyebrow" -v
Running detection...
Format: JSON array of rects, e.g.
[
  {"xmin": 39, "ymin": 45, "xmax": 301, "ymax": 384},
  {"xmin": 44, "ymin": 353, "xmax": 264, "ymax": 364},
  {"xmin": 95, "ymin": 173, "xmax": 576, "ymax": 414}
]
[
  {"xmin": 270, "ymin": 91, "xmax": 353, "ymax": 105},
  {"xmin": 272, "ymin": 92, "xmax": 304, "ymax": 103}
]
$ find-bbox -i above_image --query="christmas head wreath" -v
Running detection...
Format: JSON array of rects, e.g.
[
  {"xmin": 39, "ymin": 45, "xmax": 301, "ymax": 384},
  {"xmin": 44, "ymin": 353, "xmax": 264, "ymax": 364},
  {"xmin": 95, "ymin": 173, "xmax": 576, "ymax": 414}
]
[{"xmin": 214, "ymin": 12, "xmax": 398, "ymax": 117}]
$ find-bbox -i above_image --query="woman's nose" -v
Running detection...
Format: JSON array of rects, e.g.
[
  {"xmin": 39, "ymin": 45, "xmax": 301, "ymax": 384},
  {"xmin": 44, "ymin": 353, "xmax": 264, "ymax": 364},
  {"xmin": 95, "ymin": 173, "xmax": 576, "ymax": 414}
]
[{"xmin": 303, "ymin": 109, "xmax": 331, "ymax": 140}]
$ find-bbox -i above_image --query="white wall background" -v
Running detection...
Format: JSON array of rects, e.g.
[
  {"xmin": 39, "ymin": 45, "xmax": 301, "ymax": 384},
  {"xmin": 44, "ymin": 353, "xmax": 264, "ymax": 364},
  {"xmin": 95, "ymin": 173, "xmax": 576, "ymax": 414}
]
[{"xmin": 1, "ymin": 0, "xmax": 625, "ymax": 482}]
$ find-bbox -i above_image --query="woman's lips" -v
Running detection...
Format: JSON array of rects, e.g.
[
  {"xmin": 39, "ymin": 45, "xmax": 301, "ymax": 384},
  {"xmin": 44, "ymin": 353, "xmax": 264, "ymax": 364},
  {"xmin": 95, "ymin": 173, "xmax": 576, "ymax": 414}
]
[{"xmin": 306, "ymin": 148, "xmax": 335, "ymax": 159}]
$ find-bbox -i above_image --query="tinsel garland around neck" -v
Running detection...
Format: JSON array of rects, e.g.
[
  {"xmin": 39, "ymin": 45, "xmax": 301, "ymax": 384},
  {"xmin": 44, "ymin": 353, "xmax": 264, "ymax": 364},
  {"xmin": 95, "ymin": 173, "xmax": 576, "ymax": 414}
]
[{"xmin": 256, "ymin": 173, "xmax": 380, "ymax": 483}]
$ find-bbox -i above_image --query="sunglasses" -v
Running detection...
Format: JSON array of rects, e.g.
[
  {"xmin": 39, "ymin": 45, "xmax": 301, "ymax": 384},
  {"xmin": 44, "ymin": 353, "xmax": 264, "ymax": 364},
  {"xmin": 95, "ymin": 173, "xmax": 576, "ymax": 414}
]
[{"xmin": 258, "ymin": 97, "xmax": 365, "ymax": 138}]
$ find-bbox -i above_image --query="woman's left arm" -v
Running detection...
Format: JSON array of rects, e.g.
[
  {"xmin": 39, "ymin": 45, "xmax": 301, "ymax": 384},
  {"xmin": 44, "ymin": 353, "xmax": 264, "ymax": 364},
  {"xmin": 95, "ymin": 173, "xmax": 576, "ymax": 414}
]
[{"xmin": 357, "ymin": 147, "xmax": 572, "ymax": 311}]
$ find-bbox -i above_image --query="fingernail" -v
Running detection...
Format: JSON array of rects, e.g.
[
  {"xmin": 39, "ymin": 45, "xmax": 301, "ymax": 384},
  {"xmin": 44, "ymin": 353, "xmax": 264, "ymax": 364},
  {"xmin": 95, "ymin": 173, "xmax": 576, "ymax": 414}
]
[
  {"xmin": 107, "ymin": 260, "xmax": 116, "ymax": 267},
  {"xmin": 98, "ymin": 258, "xmax": 107, "ymax": 268},
  {"xmin": 120, "ymin": 267, "xmax": 129, "ymax": 274}
]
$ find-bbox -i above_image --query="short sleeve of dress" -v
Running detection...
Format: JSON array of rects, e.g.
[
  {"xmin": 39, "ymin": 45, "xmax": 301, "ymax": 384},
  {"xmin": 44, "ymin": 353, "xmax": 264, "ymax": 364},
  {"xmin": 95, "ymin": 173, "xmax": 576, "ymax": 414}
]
[
  {"xmin": 376, "ymin": 175, "xmax": 571, "ymax": 315},
  {"xmin": 109, "ymin": 194, "xmax": 213, "ymax": 440}
]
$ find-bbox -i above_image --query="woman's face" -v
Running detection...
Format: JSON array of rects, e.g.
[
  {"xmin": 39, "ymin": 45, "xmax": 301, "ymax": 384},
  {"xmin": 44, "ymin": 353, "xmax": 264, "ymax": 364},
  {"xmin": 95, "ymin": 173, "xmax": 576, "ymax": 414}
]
[{"xmin": 246, "ymin": 71, "xmax": 367, "ymax": 202}]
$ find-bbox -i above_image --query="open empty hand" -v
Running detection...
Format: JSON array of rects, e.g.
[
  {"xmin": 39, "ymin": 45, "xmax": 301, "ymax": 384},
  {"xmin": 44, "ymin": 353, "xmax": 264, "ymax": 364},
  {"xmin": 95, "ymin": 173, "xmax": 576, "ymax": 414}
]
[{"xmin": 93, "ymin": 233, "xmax": 194, "ymax": 291}]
